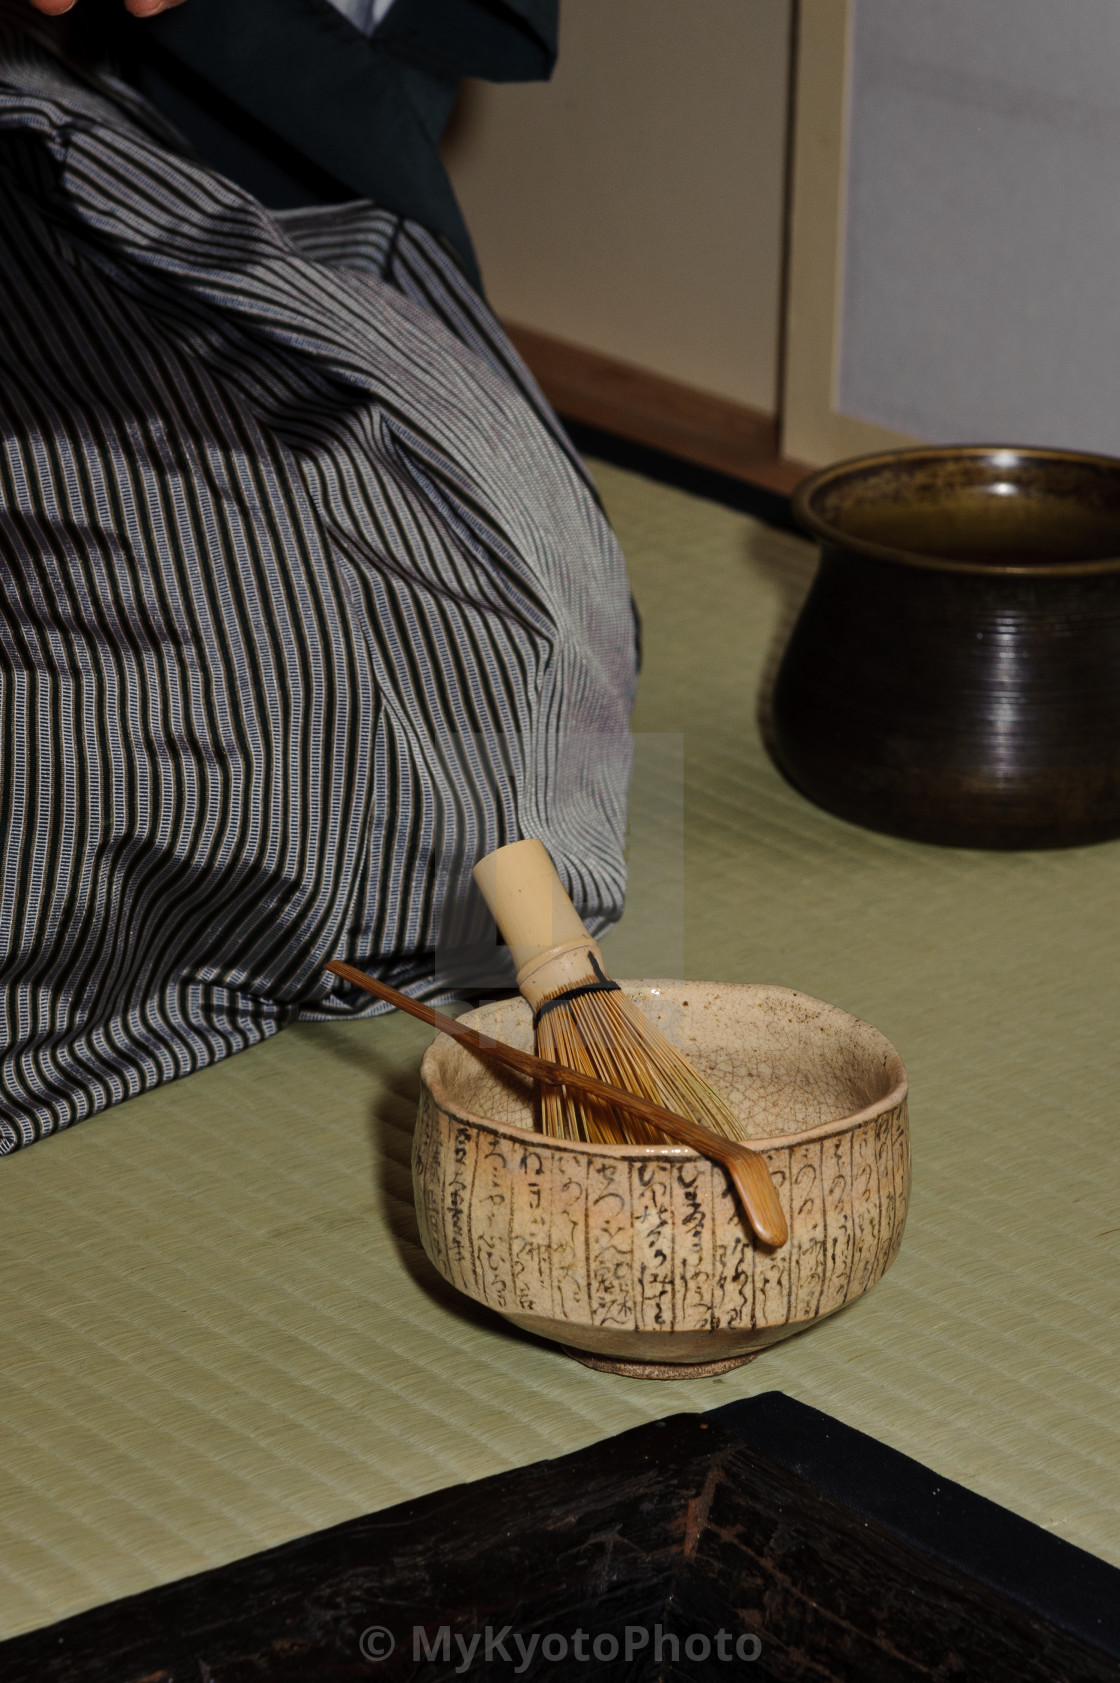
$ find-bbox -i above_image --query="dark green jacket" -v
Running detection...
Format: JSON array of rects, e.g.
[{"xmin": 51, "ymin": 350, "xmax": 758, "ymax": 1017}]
[{"xmin": 103, "ymin": 0, "xmax": 557, "ymax": 288}]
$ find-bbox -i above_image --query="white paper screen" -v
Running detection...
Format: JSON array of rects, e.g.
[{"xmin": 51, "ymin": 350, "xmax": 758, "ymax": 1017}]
[{"xmin": 838, "ymin": 0, "xmax": 1120, "ymax": 453}]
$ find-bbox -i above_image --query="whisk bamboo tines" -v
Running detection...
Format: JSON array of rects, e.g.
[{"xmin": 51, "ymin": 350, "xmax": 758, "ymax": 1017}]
[
  {"xmin": 472, "ymin": 840, "xmax": 785, "ymax": 1242},
  {"xmin": 528, "ymin": 974, "xmax": 738, "ymax": 1147}
]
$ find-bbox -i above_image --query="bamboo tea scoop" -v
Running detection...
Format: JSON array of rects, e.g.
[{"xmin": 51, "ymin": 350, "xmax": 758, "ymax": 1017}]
[{"xmin": 324, "ymin": 959, "xmax": 788, "ymax": 1248}]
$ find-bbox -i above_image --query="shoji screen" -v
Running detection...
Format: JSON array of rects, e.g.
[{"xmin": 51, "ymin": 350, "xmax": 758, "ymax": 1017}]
[{"xmin": 838, "ymin": 0, "xmax": 1120, "ymax": 454}]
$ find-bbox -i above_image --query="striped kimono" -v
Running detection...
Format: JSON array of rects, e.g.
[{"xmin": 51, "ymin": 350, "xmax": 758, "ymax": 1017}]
[{"xmin": 0, "ymin": 20, "xmax": 636, "ymax": 1151}]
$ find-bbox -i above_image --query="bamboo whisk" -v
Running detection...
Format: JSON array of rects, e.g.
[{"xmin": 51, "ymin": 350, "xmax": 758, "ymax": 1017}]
[{"xmin": 473, "ymin": 840, "xmax": 746, "ymax": 1150}]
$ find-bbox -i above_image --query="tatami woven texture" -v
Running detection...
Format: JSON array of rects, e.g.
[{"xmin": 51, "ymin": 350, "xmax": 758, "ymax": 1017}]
[{"xmin": 2, "ymin": 462, "xmax": 1118, "ymax": 1639}]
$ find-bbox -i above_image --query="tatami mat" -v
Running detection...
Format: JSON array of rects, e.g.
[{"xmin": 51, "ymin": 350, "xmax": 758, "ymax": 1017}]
[{"xmin": 2, "ymin": 460, "xmax": 1118, "ymax": 1638}]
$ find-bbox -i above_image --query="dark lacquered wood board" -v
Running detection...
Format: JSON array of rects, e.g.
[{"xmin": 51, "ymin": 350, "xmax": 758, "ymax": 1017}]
[{"xmin": 2, "ymin": 1393, "xmax": 1117, "ymax": 1682}]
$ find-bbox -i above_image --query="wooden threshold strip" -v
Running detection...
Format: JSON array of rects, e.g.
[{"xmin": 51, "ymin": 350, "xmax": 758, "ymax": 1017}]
[{"xmin": 505, "ymin": 323, "xmax": 811, "ymax": 497}]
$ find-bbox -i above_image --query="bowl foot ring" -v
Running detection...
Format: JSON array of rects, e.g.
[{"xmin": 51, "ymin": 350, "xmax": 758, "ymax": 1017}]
[{"xmin": 561, "ymin": 1347, "xmax": 761, "ymax": 1381}]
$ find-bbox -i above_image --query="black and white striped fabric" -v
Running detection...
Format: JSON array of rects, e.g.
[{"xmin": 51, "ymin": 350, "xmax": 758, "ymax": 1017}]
[{"xmin": 0, "ymin": 16, "xmax": 636, "ymax": 1152}]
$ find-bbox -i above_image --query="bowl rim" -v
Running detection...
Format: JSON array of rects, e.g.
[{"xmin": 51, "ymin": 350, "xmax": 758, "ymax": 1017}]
[
  {"xmin": 793, "ymin": 444, "xmax": 1120, "ymax": 578},
  {"xmin": 419, "ymin": 981, "xmax": 909, "ymax": 1157}
]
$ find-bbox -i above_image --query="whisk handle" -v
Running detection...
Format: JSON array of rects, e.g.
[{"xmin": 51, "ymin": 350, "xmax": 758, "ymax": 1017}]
[
  {"xmin": 323, "ymin": 960, "xmax": 789, "ymax": 1248},
  {"xmin": 471, "ymin": 840, "xmax": 607, "ymax": 1007}
]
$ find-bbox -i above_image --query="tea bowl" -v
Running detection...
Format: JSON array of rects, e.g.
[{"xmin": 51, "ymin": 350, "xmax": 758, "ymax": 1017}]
[{"xmin": 412, "ymin": 981, "xmax": 909, "ymax": 1379}]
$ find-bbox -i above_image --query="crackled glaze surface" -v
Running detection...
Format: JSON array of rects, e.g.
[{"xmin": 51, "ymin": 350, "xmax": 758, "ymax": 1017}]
[{"xmin": 413, "ymin": 983, "xmax": 910, "ymax": 1364}]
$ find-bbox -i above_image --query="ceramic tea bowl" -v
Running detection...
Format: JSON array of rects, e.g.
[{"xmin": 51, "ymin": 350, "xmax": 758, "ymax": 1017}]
[
  {"xmin": 775, "ymin": 445, "xmax": 1120, "ymax": 848},
  {"xmin": 413, "ymin": 981, "xmax": 909, "ymax": 1379}
]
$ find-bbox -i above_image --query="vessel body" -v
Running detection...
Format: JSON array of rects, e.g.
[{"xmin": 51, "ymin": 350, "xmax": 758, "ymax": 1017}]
[
  {"xmin": 413, "ymin": 982, "xmax": 909, "ymax": 1374},
  {"xmin": 775, "ymin": 446, "xmax": 1120, "ymax": 848}
]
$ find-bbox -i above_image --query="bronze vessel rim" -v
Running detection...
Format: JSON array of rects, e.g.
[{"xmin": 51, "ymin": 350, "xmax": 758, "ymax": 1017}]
[
  {"xmin": 794, "ymin": 444, "xmax": 1120, "ymax": 577},
  {"xmin": 420, "ymin": 981, "xmax": 909, "ymax": 1157}
]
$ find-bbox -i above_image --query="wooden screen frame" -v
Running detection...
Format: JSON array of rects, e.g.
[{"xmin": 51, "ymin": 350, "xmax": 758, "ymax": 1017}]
[{"xmin": 780, "ymin": 0, "xmax": 918, "ymax": 467}]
